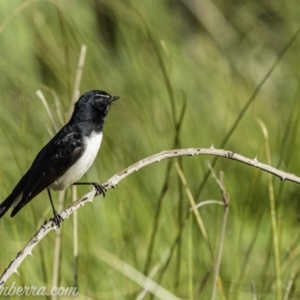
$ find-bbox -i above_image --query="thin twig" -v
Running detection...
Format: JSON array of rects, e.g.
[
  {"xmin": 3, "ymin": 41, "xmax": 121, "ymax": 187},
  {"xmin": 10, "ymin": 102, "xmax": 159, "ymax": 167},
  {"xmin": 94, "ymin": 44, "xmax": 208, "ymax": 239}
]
[
  {"xmin": 191, "ymin": 200, "xmax": 224, "ymax": 210},
  {"xmin": 72, "ymin": 186, "xmax": 79, "ymax": 295},
  {"xmin": 69, "ymin": 45, "xmax": 87, "ymax": 117},
  {"xmin": 69, "ymin": 44, "xmax": 87, "ymax": 295},
  {"xmin": 1, "ymin": 147, "xmax": 300, "ymax": 286},
  {"xmin": 256, "ymin": 118, "xmax": 281, "ymax": 300},
  {"xmin": 36, "ymin": 90, "xmax": 59, "ymax": 133},
  {"xmin": 208, "ymin": 166, "xmax": 229, "ymax": 300},
  {"xmin": 175, "ymin": 162, "xmax": 213, "ymax": 256},
  {"xmin": 51, "ymin": 190, "xmax": 65, "ymax": 300}
]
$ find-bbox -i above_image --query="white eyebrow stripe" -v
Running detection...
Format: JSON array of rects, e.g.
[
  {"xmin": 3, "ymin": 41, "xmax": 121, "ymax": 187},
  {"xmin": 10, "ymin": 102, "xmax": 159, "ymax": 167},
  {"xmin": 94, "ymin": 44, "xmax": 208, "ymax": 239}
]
[{"xmin": 95, "ymin": 94, "xmax": 110, "ymax": 98}]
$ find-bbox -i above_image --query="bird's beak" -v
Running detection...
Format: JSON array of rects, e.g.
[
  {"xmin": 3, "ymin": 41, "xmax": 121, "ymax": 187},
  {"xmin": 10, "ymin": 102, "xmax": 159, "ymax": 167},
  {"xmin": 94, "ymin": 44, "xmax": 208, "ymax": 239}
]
[{"xmin": 110, "ymin": 96, "xmax": 120, "ymax": 103}]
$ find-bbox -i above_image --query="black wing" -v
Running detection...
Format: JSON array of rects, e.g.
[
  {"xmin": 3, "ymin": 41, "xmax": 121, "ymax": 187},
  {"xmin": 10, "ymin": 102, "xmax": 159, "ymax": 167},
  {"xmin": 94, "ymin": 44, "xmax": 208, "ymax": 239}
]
[{"xmin": 8, "ymin": 130, "xmax": 84, "ymax": 217}]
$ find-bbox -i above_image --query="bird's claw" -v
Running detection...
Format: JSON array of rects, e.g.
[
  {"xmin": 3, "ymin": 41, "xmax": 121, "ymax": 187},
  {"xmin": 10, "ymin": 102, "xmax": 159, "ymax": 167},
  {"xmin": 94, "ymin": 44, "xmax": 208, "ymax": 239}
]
[
  {"xmin": 92, "ymin": 183, "xmax": 106, "ymax": 197},
  {"xmin": 52, "ymin": 211, "xmax": 64, "ymax": 228}
]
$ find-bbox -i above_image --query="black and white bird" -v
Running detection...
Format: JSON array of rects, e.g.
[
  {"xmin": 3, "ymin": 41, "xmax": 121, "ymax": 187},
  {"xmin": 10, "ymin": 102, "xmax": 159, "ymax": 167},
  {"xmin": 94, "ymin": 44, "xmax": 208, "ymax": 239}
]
[{"xmin": 0, "ymin": 90, "xmax": 119, "ymax": 227}]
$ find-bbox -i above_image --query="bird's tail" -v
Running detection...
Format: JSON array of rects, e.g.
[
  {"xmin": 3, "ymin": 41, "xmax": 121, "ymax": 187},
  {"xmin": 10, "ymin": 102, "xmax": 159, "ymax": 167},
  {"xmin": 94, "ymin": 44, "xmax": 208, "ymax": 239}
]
[
  {"xmin": 0, "ymin": 192, "xmax": 22, "ymax": 219},
  {"xmin": 0, "ymin": 193, "xmax": 20, "ymax": 218},
  {"xmin": 1, "ymin": 170, "xmax": 29, "ymax": 219}
]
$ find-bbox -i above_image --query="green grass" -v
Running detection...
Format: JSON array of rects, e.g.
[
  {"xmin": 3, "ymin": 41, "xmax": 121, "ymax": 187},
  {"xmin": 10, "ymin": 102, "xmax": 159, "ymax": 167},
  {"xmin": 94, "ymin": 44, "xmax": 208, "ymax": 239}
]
[{"xmin": 1, "ymin": 0, "xmax": 300, "ymax": 299}]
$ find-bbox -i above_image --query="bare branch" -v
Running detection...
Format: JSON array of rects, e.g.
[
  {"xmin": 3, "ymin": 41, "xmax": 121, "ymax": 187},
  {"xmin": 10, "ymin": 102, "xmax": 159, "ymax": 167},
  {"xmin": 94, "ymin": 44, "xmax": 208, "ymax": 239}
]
[{"xmin": 0, "ymin": 147, "xmax": 299, "ymax": 287}]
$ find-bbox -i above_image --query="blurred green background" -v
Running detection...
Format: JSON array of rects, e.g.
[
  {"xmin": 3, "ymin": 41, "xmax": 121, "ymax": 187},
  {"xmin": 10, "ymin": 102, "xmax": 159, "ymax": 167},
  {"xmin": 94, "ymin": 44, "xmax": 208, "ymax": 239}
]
[{"xmin": 0, "ymin": 0, "xmax": 300, "ymax": 299}]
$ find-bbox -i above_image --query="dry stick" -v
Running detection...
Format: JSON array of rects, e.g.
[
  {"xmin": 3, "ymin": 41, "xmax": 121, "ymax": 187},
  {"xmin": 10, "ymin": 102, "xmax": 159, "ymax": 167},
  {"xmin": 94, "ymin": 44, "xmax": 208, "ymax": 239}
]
[
  {"xmin": 36, "ymin": 90, "xmax": 59, "ymax": 133},
  {"xmin": 208, "ymin": 166, "xmax": 229, "ymax": 300},
  {"xmin": 69, "ymin": 45, "xmax": 87, "ymax": 116},
  {"xmin": 1, "ymin": 147, "xmax": 300, "ymax": 287},
  {"xmin": 52, "ymin": 93, "xmax": 65, "ymax": 127},
  {"xmin": 40, "ymin": 87, "xmax": 65, "ymax": 127},
  {"xmin": 68, "ymin": 44, "xmax": 87, "ymax": 296},
  {"xmin": 51, "ymin": 196, "xmax": 66, "ymax": 300},
  {"xmin": 175, "ymin": 162, "xmax": 213, "ymax": 257},
  {"xmin": 51, "ymin": 190, "xmax": 66, "ymax": 300},
  {"xmin": 256, "ymin": 119, "xmax": 281, "ymax": 300},
  {"xmin": 72, "ymin": 186, "xmax": 79, "ymax": 293}
]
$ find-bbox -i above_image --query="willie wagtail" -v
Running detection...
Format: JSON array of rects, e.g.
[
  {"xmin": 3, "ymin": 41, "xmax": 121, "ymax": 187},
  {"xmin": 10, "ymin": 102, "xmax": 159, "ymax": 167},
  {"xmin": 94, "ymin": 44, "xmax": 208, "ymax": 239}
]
[{"xmin": 0, "ymin": 90, "xmax": 119, "ymax": 227}]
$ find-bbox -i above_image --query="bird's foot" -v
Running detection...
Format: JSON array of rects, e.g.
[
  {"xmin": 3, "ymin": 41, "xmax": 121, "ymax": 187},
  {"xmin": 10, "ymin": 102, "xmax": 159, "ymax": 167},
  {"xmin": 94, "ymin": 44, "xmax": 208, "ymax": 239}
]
[
  {"xmin": 91, "ymin": 182, "xmax": 106, "ymax": 197},
  {"xmin": 52, "ymin": 211, "xmax": 64, "ymax": 228}
]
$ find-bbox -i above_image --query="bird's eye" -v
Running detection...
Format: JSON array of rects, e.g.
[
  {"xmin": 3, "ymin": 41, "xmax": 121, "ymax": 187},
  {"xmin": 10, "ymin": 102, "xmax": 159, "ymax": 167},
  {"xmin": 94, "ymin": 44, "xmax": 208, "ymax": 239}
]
[{"xmin": 92, "ymin": 98, "xmax": 109, "ymax": 112}]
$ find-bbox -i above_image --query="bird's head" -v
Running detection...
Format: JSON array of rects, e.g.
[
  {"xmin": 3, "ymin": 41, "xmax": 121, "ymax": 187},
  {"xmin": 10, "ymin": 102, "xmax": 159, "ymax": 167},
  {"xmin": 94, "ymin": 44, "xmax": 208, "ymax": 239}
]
[{"xmin": 71, "ymin": 90, "xmax": 119, "ymax": 127}]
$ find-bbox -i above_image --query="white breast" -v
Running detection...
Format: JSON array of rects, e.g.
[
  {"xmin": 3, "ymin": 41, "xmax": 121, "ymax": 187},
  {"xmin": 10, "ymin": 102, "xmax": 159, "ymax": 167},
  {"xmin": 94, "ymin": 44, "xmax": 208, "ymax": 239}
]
[{"xmin": 51, "ymin": 131, "xmax": 103, "ymax": 190}]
